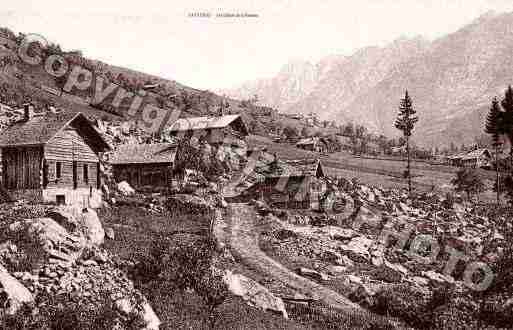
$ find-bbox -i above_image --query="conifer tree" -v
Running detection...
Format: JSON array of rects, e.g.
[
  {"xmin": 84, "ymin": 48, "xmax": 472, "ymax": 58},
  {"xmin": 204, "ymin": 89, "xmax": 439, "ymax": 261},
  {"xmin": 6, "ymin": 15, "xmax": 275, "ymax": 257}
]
[
  {"xmin": 485, "ymin": 97, "xmax": 503, "ymax": 204},
  {"xmin": 394, "ymin": 90, "xmax": 418, "ymax": 194},
  {"xmin": 500, "ymin": 85, "xmax": 513, "ymax": 169}
]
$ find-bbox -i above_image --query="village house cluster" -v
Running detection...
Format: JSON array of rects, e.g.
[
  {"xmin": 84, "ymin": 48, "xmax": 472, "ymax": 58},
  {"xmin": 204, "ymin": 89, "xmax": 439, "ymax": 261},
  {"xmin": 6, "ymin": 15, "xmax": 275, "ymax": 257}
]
[{"xmin": 0, "ymin": 106, "xmax": 330, "ymax": 210}]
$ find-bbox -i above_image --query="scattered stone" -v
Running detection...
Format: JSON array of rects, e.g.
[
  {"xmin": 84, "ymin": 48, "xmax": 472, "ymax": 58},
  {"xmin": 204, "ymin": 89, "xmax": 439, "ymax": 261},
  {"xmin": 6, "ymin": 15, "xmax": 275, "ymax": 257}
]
[
  {"xmin": 105, "ymin": 227, "xmax": 115, "ymax": 240},
  {"xmin": 296, "ymin": 267, "xmax": 329, "ymax": 282},
  {"xmin": 339, "ymin": 236, "xmax": 373, "ymax": 263},
  {"xmin": 422, "ymin": 270, "xmax": 454, "ymax": 284},
  {"xmin": 223, "ymin": 270, "xmax": 288, "ymax": 319},
  {"xmin": 80, "ymin": 208, "xmax": 105, "ymax": 246},
  {"xmin": 117, "ymin": 181, "xmax": 135, "ymax": 196}
]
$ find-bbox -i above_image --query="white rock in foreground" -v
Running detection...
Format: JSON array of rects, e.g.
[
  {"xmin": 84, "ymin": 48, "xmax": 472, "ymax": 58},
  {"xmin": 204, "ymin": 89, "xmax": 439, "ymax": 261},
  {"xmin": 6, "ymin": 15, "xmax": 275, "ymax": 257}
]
[
  {"xmin": 223, "ymin": 270, "xmax": 288, "ymax": 319},
  {"xmin": 47, "ymin": 206, "xmax": 105, "ymax": 246},
  {"xmin": 80, "ymin": 208, "xmax": 105, "ymax": 246},
  {"xmin": 117, "ymin": 181, "xmax": 135, "ymax": 196},
  {"xmin": 115, "ymin": 297, "xmax": 161, "ymax": 330},
  {"xmin": 0, "ymin": 265, "xmax": 34, "ymax": 315}
]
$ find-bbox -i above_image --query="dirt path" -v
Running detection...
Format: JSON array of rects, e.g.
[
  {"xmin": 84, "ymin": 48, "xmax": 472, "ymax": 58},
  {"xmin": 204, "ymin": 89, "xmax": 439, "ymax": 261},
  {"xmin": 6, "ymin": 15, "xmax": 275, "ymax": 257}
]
[{"xmin": 226, "ymin": 202, "xmax": 368, "ymax": 315}]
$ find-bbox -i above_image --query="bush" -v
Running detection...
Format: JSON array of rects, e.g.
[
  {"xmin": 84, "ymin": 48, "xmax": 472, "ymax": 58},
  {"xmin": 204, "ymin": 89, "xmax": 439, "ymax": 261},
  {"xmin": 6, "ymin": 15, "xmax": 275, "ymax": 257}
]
[
  {"xmin": 0, "ymin": 291, "xmax": 146, "ymax": 330},
  {"xmin": 148, "ymin": 235, "xmax": 229, "ymax": 328}
]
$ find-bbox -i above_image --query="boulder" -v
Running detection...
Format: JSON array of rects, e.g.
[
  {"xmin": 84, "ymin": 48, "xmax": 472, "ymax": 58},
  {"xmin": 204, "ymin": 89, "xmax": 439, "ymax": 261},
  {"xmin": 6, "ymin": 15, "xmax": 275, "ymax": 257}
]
[
  {"xmin": 326, "ymin": 265, "xmax": 347, "ymax": 275},
  {"xmin": 384, "ymin": 260, "xmax": 408, "ymax": 276},
  {"xmin": 421, "ymin": 270, "xmax": 454, "ymax": 284},
  {"xmin": 46, "ymin": 206, "xmax": 80, "ymax": 232},
  {"xmin": 8, "ymin": 218, "xmax": 85, "ymax": 266},
  {"xmin": 117, "ymin": 181, "xmax": 135, "ymax": 196},
  {"xmin": 0, "ymin": 241, "xmax": 21, "ymax": 269},
  {"xmin": 115, "ymin": 297, "xmax": 161, "ymax": 330},
  {"xmin": 296, "ymin": 267, "xmax": 329, "ymax": 282},
  {"xmin": 0, "ymin": 265, "xmax": 34, "ymax": 315},
  {"xmin": 339, "ymin": 236, "xmax": 374, "ymax": 263},
  {"xmin": 47, "ymin": 206, "xmax": 104, "ymax": 246},
  {"xmin": 105, "ymin": 227, "xmax": 115, "ymax": 240},
  {"xmin": 327, "ymin": 227, "xmax": 358, "ymax": 241},
  {"xmin": 351, "ymin": 206, "xmax": 380, "ymax": 231},
  {"xmin": 223, "ymin": 270, "xmax": 288, "ymax": 319},
  {"xmin": 80, "ymin": 208, "xmax": 105, "ymax": 246},
  {"xmin": 254, "ymin": 200, "xmax": 272, "ymax": 215},
  {"xmin": 101, "ymin": 183, "xmax": 110, "ymax": 198}
]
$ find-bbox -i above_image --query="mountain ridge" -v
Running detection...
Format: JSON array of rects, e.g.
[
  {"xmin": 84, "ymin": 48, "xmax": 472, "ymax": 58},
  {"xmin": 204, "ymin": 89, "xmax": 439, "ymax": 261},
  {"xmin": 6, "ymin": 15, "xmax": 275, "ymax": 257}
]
[{"xmin": 221, "ymin": 11, "xmax": 513, "ymax": 147}]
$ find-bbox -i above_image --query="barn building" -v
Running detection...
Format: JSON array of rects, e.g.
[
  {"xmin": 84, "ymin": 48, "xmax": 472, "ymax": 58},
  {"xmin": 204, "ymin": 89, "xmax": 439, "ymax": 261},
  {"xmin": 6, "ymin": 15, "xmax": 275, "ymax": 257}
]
[
  {"xmin": 109, "ymin": 143, "xmax": 177, "ymax": 192},
  {"xmin": 164, "ymin": 114, "xmax": 248, "ymax": 145},
  {"xmin": 296, "ymin": 137, "xmax": 328, "ymax": 153},
  {"xmin": 241, "ymin": 158, "xmax": 326, "ymax": 209},
  {"xmin": 448, "ymin": 148, "xmax": 492, "ymax": 168},
  {"xmin": 0, "ymin": 110, "xmax": 110, "ymax": 207}
]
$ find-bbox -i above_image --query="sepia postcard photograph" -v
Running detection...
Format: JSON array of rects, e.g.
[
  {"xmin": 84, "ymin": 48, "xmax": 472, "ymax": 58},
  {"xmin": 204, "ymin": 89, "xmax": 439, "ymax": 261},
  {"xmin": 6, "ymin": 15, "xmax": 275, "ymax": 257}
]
[{"xmin": 0, "ymin": 0, "xmax": 513, "ymax": 329}]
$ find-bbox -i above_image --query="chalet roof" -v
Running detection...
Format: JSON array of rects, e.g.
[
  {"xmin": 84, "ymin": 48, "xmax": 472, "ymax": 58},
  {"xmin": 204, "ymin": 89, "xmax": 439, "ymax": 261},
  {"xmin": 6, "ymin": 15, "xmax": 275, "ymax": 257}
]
[
  {"xmin": 256, "ymin": 158, "xmax": 324, "ymax": 179},
  {"xmin": 109, "ymin": 143, "xmax": 177, "ymax": 165},
  {"xmin": 0, "ymin": 112, "xmax": 110, "ymax": 151},
  {"xmin": 462, "ymin": 148, "xmax": 491, "ymax": 159},
  {"xmin": 449, "ymin": 148, "xmax": 491, "ymax": 160},
  {"xmin": 166, "ymin": 114, "xmax": 248, "ymax": 135},
  {"xmin": 296, "ymin": 137, "xmax": 327, "ymax": 146}
]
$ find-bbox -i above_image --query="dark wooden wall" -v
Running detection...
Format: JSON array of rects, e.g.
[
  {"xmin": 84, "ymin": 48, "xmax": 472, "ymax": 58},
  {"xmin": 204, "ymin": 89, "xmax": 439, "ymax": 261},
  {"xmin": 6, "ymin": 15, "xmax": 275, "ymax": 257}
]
[
  {"xmin": 113, "ymin": 163, "xmax": 173, "ymax": 190},
  {"xmin": 44, "ymin": 160, "xmax": 98, "ymax": 189},
  {"xmin": 243, "ymin": 176, "xmax": 312, "ymax": 209},
  {"xmin": 2, "ymin": 146, "xmax": 43, "ymax": 190}
]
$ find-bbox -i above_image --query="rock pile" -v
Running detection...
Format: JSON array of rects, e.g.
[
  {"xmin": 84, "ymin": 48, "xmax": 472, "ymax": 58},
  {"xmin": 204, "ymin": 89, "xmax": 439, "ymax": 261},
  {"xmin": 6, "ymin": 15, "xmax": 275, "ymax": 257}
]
[
  {"xmin": 261, "ymin": 180, "xmax": 506, "ymax": 309},
  {"xmin": 0, "ymin": 202, "xmax": 161, "ymax": 329}
]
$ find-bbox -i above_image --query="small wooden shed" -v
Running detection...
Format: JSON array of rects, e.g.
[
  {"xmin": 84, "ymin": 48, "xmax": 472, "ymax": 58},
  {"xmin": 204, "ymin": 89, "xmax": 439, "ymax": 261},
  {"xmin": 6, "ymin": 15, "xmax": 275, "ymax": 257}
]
[
  {"xmin": 109, "ymin": 143, "xmax": 177, "ymax": 191},
  {"xmin": 0, "ymin": 111, "xmax": 110, "ymax": 207},
  {"xmin": 296, "ymin": 137, "xmax": 328, "ymax": 153},
  {"xmin": 243, "ymin": 158, "xmax": 326, "ymax": 209}
]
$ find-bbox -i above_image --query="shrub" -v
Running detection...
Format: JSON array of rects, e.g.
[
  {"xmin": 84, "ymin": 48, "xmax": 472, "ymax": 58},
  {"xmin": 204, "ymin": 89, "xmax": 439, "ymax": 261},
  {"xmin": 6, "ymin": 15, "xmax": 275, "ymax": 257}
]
[
  {"xmin": 148, "ymin": 236, "xmax": 229, "ymax": 328},
  {"xmin": 0, "ymin": 291, "xmax": 146, "ymax": 330}
]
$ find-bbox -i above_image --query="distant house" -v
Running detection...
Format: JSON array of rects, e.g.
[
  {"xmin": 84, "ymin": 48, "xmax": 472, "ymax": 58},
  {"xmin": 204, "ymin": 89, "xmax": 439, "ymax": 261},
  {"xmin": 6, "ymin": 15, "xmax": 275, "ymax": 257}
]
[
  {"xmin": 448, "ymin": 148, "xmax": 492, "ymax": 168},
  {"xmin": 296, "ymin": 137, "xmax": 328, "ymax": 153},
  {"xmin": 241, "ymin": 158, "xmax": 326, "ymax": 209},
  {"xmin": 0, "ymin": 110, "xmax": 110, "ymax": 207},
  {"xmin": 335, "ymin": 135, "xmax": 353, "ymax": 152},
  {"xmin": 165, "ymin": 114, "xmax": 249, "ymax": 145},
  {"xmin": 109, "ymin": 143, "xmax": 177, "ymax": 191},
  {"xmin": 365, "ymin": 141, "xmax": 381, "ymax": 155},
  {"xmin": 391, "ymin": 145, "xmax": 406, "ymax": 156}
]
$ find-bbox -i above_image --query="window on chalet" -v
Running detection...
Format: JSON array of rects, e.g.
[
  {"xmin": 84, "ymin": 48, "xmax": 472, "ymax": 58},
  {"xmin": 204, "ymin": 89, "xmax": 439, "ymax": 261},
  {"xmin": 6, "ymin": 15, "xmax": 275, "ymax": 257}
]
[
  {"xmin": 56, "ymin": 162, "xmax": 62, "ymax": 180},
  {"xmin": 83, "ymin": 164, "xmax": 89, "ymax": 184}
]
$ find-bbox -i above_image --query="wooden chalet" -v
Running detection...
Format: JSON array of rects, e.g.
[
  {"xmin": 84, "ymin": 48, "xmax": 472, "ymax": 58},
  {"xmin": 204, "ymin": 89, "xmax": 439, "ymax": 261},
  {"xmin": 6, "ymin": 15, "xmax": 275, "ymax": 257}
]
[
  {"xmin": 0, "ymin": 110, "xmax": 110, "ymax": 207},
  {"xmin": 296, "ymin": 137, "xmax": 328, "ymax": 153},
  {"xmin": 242, "ymin": 158, "xmax": 326, "ymax": 209},
  {"xmin": 109, "ymin": 143, "xmax": 177, "ymax": 191},
  {"xmin": 448, "ymin": 148, "xmax": 492, "ymax": 168},
  {"xmin": 164, "ymin": 114, "xmax": 248, "ymax": 145}
]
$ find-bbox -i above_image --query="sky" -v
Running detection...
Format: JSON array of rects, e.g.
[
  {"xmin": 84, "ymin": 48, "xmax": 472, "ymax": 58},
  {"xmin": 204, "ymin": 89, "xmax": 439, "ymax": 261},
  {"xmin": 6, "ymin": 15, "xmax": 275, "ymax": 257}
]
[{"xmin": 2, "ymin": 0, "xmax": 513, "ymax": 90}]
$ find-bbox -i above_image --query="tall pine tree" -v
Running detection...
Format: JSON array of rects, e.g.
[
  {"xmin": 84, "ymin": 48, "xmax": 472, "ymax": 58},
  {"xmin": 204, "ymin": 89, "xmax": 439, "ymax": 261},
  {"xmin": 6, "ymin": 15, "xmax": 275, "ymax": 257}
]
[
  {"xmin": 500, "ymin": 85, "xmax": 513, "ymax": 170},
  {"xmin": 485, "ymin": 97, "xmax": 503, "ymax": 204},
  {"xmin": 394, "ymin": 90, "xmax": 418, "ymax": 194}
]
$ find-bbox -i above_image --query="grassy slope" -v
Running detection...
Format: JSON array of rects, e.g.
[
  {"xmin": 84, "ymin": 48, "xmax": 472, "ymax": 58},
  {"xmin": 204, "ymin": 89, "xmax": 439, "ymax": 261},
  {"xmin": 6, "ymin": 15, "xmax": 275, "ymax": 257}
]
[{"xmin": 248, "ymin": 134, "xmax": 497, "ymax": 201}]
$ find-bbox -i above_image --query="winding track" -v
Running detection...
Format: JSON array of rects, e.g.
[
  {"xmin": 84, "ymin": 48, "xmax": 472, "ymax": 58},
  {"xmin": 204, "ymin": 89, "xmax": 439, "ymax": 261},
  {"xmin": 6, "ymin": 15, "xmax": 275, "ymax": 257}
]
[{"xmin": 226, "ymin": 202, "xmax": 367, "ymax": 314}]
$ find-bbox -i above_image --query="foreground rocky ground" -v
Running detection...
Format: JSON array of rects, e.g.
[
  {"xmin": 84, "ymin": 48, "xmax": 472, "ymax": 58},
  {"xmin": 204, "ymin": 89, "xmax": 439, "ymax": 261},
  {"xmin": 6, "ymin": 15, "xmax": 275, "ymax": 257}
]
[
  {"xmin": 0, "ymin": 200, "xmax": 161, "ymax": 329},
  {"xmin": 247, "ymin": 178, "xmax": 513, "ymax": 329},
  {"xmin": 2, "ymin": 174, "xmax": 513, "ymax": 329}
]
